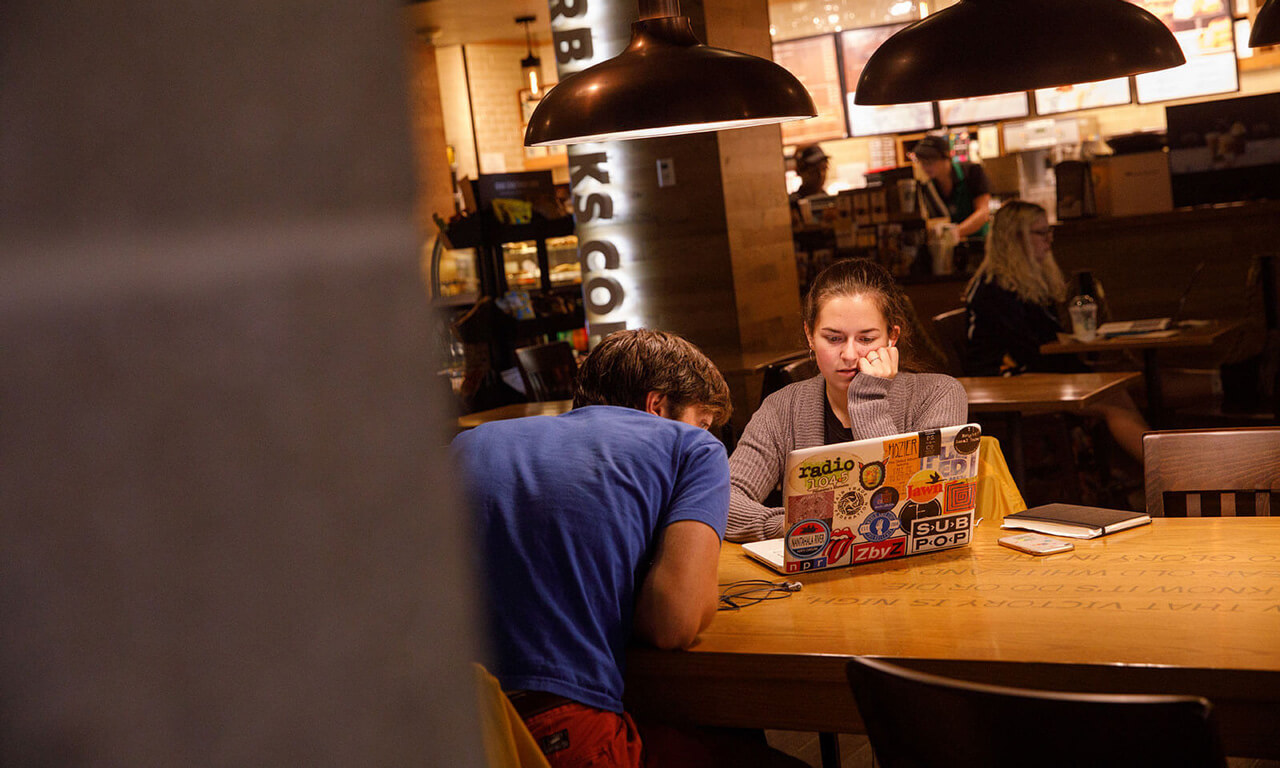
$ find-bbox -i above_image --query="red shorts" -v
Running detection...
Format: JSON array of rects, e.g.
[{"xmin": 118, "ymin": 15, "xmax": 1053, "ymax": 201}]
[
  {"xmin": 521, "ymin": 700, "xmax": 643, "ymax": 768},
  {"xmin": 520, "ymin": 698, "xmax": 805, "ymax": 768}
]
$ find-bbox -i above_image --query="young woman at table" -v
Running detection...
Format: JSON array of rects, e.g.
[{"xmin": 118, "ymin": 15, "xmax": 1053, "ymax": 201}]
[
  {"xmin": 964, "ymin": 200, "xmax": 1148, "ymax": 461},
  {"xmin": 726, "ymin": 259, "xmax": 967, "ymax": 542}
]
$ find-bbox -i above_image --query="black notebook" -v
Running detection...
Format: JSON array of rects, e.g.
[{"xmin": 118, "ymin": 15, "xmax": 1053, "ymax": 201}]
[{"xmin": 1001, "ymin": 503, "xmax": 1151, "ymax": 539}]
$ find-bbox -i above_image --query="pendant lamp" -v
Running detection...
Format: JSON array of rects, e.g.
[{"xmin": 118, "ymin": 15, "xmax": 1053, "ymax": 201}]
[
  {"xmin": 517, "ymin": 16, "xmax": 543, "ymax": 97},
  {"xmin": 853, "ymin": 0, "xmax": 1185, "ymax": 105},
  {"xmin": 1250, "ymin": 0, "xmax": 1280, "ymax": 47},
  {"xmin": 523, "ymin": 0, "xmax": 816, "ymax": 146}
]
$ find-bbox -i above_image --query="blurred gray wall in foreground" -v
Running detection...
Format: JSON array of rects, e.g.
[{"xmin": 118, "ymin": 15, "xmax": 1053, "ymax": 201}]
[{"xmin": 0, "ymin": 2, "xmax": 485, "ymax": 764}]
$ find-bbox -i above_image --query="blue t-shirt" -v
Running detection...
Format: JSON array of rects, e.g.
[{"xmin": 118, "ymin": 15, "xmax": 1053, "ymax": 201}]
[{"xmin": 452, "ymin": 405, "xmax": 729, "ymax": 713}]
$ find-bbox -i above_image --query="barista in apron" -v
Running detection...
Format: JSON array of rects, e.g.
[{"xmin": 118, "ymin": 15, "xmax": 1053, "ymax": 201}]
[{"xmin": 911, "ymin": 135, "xmax": 992, "ymax": 269}]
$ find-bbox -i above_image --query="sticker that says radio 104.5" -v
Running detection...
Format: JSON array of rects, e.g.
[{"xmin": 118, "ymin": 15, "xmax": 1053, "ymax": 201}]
[{"xmin": 788, "ymin": 451, "xmax": 867, "ymax": 494}]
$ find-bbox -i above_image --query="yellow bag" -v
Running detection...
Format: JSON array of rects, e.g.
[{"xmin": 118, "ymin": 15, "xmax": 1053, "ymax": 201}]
[
  {"xmin": 473, "ymin": 663, "xmax": 552, "ymax": 768},
  {"xmin": 976, "ymin": 436, "xmax": 1026, "ymax": 525}
]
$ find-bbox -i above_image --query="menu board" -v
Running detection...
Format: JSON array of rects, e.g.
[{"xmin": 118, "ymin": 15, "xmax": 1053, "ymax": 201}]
[
  {"xmin": 1034, "ymin": 78, "xmax": 1133, "ymax": 115},
  {"xmin": 774, "ymin": 35, "xmax": 848, "ymax": 145},
  {"xmin": 1132, "ymin": 0, "xmax": 1238, "ymax": 103},
  {"xmin": 840, "ymin": 24, "xmax": 936, "ymax": 137},
  {"xmin": 937, "ymin": 92, "xmax": 1030, "ymax": 126}
]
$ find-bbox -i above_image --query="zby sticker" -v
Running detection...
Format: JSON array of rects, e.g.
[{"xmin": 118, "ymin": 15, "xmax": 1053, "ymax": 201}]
[
  {"xmin": 858, "ymin": 510, "xmax": 899, "ymax": 542},
  {"xmin": 837, "ymin": 491, "xmax": 866, "ymax": 519},
  {"xmin": 907, "ymin": 468, "xmax": 945, "ymax": 504},
  {"xmin": 954, "ymin": 425, "xmax": 981, "ymax": 454},
  {"xmin": 870, "ymin": 486, "xmax": 900, "ymax": 513},
  {"xmin": 859, "ymin": 461, "xmax": 886, "ymax": 490},
  {"xmin": 786, "ymin": 518, "xmax": 831, "ymax": 559},
  {"xmin": 945, "ymin": 480, "xmax": 977, "ymax": 512}
]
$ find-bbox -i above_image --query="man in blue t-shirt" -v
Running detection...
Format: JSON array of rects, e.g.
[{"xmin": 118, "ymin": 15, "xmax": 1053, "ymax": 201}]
[
  {"xmin": 456, "ymin": 331, "xmax": 807, "ymax": 767},
  {"xmin": 454, "ymin": 329, "xmax": 743, "ymax": 766}
]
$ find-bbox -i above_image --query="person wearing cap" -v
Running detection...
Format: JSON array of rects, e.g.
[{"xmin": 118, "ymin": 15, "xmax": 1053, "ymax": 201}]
[
  {"xmin": 789, "ymin": 143, "xmax": 831, "ymax": 230},
  {"xmin": 790, "ymin": 143, "xmax": 830, "ymax": 202},
  {"xmin": 910, "ymin": 134, "xmax": 991, "ymax": 241}
]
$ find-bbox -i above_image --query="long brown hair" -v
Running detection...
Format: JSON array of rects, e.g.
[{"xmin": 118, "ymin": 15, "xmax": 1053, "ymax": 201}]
[
  {"xmin": 803, "ymin": 258, "xmax": 930, "ymax": 373},
  {"xmin": 966, "ymin": 200, "xmax": 1066, "ymax": 305}
]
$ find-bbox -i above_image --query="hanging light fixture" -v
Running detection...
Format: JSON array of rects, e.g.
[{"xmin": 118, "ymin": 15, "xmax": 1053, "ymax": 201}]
[
  {"xmin": 853, "ymin": 0, "xmax": 1185, "ymax": 104},
  {"xmin": 517, "ymin": 16, "xmax": 543, "ymax": 97},
  {"xmin": 1250, "ymin": 0, "xmax": 1280, "ymax": 47},
  {"xmin": 523, "ymin": 0, "xmax": 816, "ymax": 147}
]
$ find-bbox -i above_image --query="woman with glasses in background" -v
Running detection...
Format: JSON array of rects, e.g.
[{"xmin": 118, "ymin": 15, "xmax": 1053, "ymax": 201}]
[{"xmin": 964, "ymin": 200, "xmax": 1148, "ymax": 463}]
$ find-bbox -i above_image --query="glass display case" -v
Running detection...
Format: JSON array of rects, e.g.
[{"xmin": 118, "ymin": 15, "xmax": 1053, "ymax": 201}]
[
  {"xmin": 501, "ymin": 240, "xmax": 543, "ymax": 290},
  {"xmin": 436, "ymin": 245, "xmax": 479, "ymax": 300},
  {"xmin": 500, "ymin": 235, "xmax": 580, "ymax": 290},
  {"xmin": 547, "ymin": 236, "xmax": 581, "ymax": 286}
]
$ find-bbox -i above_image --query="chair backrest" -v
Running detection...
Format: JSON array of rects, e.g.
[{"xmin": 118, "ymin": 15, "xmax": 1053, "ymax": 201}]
[
  {"xmin": 1143, "ymin": 427, "xmax": 1280, "ymax": 517},
  {"xmin": 759, "ymin": 353, "xmax": 818, "ymax": 404},
  {"xmin": 930, "ymin": 307, "xmax": 968, "ymax": 377},
  {"xmin": 846, "ymin": 656, "xmax": 1227, "ymax": 768},
  {"xmin": 514, "ymin": 341, "xmax": 578, "ymax": 402}
]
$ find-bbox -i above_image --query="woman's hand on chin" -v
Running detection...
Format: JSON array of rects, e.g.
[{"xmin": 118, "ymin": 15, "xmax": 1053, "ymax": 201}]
[{"xmin": 856, "ymin": 345, "xmax": 899, "ymax": 380}]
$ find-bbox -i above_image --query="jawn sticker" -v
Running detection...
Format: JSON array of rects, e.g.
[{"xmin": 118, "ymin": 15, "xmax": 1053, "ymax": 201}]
[{"xmin": 906, "ymin": 468, "xmax": 945, "ymax": 504}]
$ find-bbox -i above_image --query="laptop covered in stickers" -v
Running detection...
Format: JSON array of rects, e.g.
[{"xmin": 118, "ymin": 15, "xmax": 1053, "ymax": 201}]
[{"xmin": 742, "ymin": 423, "xmax": 983, "ymax": 574}]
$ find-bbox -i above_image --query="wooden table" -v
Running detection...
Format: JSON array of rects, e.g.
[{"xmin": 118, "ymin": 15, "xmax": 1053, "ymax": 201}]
[
  {"xmin": 455, "ymin": 399, "xmax": 572, "ymax": 430},
  {"xmin": 625, "ymin": 518, "xmax": 1280, "ymax": 758},
  {"xmin": 959, "ymin": 371, "xmax": 1141, "ymax": 486},
  {"xmin": 1040, "ymin": 320, "xmax": 1244, "ymax": 425}
]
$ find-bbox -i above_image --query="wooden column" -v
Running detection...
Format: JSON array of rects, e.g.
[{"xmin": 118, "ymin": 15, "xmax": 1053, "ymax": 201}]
[{"xmin": 549, "ymin": 0, "xmax": 802, "ymax": 426}]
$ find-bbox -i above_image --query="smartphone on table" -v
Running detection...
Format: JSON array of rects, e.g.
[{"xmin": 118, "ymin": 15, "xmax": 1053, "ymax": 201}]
[{"xmin": 999, "ymin": 533, "xmax": 1074, "ymax": 556}]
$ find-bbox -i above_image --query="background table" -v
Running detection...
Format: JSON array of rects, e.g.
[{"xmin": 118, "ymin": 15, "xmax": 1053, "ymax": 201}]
[
  {"xmin": 1040, "ymin": 320, "xmax": 1244, "ymax": 424},
  {"xmin": 625, "ymin": 518, "xmax": 1280, "ymax": 758},
  {"xmin": 959, "ymin": 371, "xmax": 1141, "ymax": 487},
  {"xmin": 455, "ymin": 399, "xmax": 572, "ymax": 429}
]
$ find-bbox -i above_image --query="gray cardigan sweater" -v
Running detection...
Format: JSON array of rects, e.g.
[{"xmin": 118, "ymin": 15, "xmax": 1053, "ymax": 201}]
[{"xmin": 726, "ymin": 372, "xmax": 968, "ymax": 542}]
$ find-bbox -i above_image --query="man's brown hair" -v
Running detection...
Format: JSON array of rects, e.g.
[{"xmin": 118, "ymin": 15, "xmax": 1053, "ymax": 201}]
[{"xmin": 573, "ymin": 329, "xmax": 732, "ymax": 428}]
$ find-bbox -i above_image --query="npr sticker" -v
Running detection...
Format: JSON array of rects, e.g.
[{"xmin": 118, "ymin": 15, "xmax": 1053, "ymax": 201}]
[
  {"xmin": 858, "ymin": 510, "xmax": 899, "ymax": 542},
  {"xmin": 786, "ymin": 518, "xmax": 831, "ymax": 559},
  {"xmin": 945, "ymin": 480, "xmax": 977, "ymax": 512},
  {"xmin": 907, "ymin": 511, "xmax": 973, "ymax": 554},
  {"xmin": 907, "ymin": 468, "xmax": 945, "ymax": 504},
  {"xmin": 785, "ymin": 556, "xmax": 829, "ymax": 574}
]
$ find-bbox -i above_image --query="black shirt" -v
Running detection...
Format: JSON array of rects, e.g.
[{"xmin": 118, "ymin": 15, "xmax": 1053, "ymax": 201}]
[
  {"xmin": 964, "ymin": 278, "xmax": 1088, "ymax": 376},
  {"xmin": 824, "ymin": 393, "xmax": 854, "ymax": 445}
]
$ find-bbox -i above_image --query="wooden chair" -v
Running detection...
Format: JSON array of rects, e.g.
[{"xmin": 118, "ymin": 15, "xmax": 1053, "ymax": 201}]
[
  {"xmin": 1143, "ymin": 427, "xmax": 1280, "ymax": 517},
  {"xmin": 846, "ymin": 656, "xmax": 1227, "ymax": 768},
  {"xmin": 514, "ymin": 341, "xmax": 578, "ymax": 402},
  {"xmin": 930, "ymin": 307, "xmax": 968, "ymax": 377}
]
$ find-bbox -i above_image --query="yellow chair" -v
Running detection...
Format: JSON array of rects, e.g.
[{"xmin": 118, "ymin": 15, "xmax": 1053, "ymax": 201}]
[
  {"xmin": 976, "ymin": 435, "xmax": 1026, "ymax": 525},
  {"xmin": 473, "ymin": 664, "xmax": 552, "ymax": 768}
]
